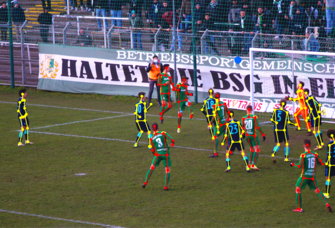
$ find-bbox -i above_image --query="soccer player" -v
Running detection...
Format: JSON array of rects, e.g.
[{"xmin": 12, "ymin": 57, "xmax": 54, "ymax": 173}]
[
  {"xmin": 241, "ymin": 105, "xmax": 266, "ymax": 170},
  {"xmin": 209, "ymin": 92, "xmax": 229, "ymax": 158},
  {"xmin": 17, "ymin": 89, "xmax": 33, "ymax": 146},
  {"xmin": 223, "ymin": 111, "xmax": 250, "ymax": 172},
  {"xmin": 142, "ymin": 122, "xmax": 175, "ymax": 190},
  {"xmin": 270, "ymin": 99, "xmax": 296, "ymax": 163},
  {"xmin": 324, "ymin": 129, "xmax": 335, "ymax": 199},
  {"xmin": 157, "ymin": 64, "xmax": 175, "ymax": 124},
  {"xmin": 201, "ymin": 88, "xmax": 218, "ymax": 138},
  {"xmin": 304, "ymin": 88, "xmax": 323, "ymax": 150},
  {"xmin": 134, "ymin": 92, "xmax": 152, "ymax": 148},
  {"xmin": 286, "ymin": 81, "xmax": 312, "ymax": 135},
  {"xmin": 175, "ymin": 76, "xmax": 193, "ymax": 133},
  {"xmin": 290, "ymin": 139, "xmax": 332, "ymax": 212}
]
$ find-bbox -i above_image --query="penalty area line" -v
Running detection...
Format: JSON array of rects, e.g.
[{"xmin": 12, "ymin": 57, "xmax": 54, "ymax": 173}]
[
  {"xmin": 0, "ymin": 209, "xmax": 123, "ymax": 228},
  {"xmin": 29, "ymin": 131, "xmax": 299, "ymax": 161}
]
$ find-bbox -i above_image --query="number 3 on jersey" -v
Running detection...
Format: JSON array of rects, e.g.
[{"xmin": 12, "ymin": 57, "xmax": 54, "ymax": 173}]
[{"xmin": 156, "ymin": 138, "xmax": 163, "ymax": 148}]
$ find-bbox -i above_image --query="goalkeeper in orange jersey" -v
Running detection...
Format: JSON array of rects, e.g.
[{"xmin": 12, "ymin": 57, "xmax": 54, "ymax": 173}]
[
  {"xmin": 209, "ymin": 92, "xmax": 230, "ymax": 158},
  {"xmin": 157, "ymin": 64, "xmax": 175, "ymax": 124},
  {"xmin": 241, "ymin": 105, "xmax": 266, "ymax": 170},
  {"xmin": 201, "ymin": 88, "xmax": 218, "ymax": 138},
  {"xmin": 285, "ymin": 81, "xmax": 312, "ymax": 135}
]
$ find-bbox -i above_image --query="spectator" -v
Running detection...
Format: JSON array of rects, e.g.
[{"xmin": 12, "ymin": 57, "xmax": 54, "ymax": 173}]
[
  {"xmin": 146, "ymin": 55, "xmax": 163, "ymax": 106},
  {"xmin": 305, "ymin": 5, "xmax": 318, "ymax": 26},
  {"xmin": 127, "ymin": 0, "xmax": 144, "ymax": 18},
  {"xmin": 303, "ymin": 32, "xmax": 320, "ymax": 58},
  {"xmin": 41, "ymin": 0, "xmax": 51, "ymax": 11},
  {"xmin": 159, "ymin": 0, "xmax": 170, "ymax": 21},
  {"xmin": 290, "ymin": 8, "xmax": 306, "ymax": 49},
  {"xmin": 37, "ymin": 8, "xmax": 52, "ymax": 43},
  {"xmin": 206, "ymin": 0, "xmax": 222, "ymax": 30},
  {"xmin": 181, "ymin": 0, "xmax": 192, "ymax": 30},
  {"xmin": 198, "ymin": 12, "xmax": 220, "ymax": 55},
  {"xmin": 93, "ymin": 0, "xmax": 108, "ymax": 31},
  {"xmin": 75, "ymin": 28, "xmax": 92, "ymax": 46},
  {"xmin": 74, "ymin": 0, "xmax": 84, "ymax": 11},
  {"xmin": 325, "ymin": 0, "xmax": 335, "ymax": 34},
  {"xmin": 196, "ymin": 0, "xmax": 207, "ymax": 10},
  {"xmin": 12, "ymin": 1, "xmax": 25, "ymax": 42},
  {"xmin": 285, "ymin": 0, "xmax": 299, "ymax": 21},
  {"xmin": 161, "ymin": 11, "xmax": 182, "ymax": 52},
  {"xmin": 86, "ymin": 0, "xmax": 92, "ymax": 11},
  {"xmin": 241, "ymin": 0, "xmax": 251, "ymax": 15},
  {"xmin": 0, "ymin": 2, "xmax": 8, "ymax": 41},
  {"xmin": 64, "ymin": 0, "xmax": 74, "ymax": 10},
  {"xmin": 130, "ymin": 10, "xmax": 143, "ymax": 50},
  {"xmin": 110, "ymin": 0, "xmax": 123, "ymax": 28},
  {"xmin": 149, "ymin": 0, "xmax": 163, "ymax": 27},
  {"xmin": 255, "ymin": 6, "xmax": 271, "ymax": 34},
  {"xmin": 272, "ymin": 0, "xmax": 289, "ymax": 38},
  {"xmin": 194, "ymin": 3, "xmax": 204, "ymax": 22},
  {"xmin": 228, "ymin": 0, "xmax": 241, "ymax": 24}
]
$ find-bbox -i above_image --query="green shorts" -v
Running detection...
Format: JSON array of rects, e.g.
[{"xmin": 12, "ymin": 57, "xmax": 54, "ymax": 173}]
[
  {"xmin": 295, "ymin": 176, "xmax": 319, "ymax": 190},
  {"xmin": 151, "ymin": 155, "xmax": 171, "ymax": 167},
  {"xmin": 177, "ymin": 101, "xmax": 188, "ymax": 112},
  {"xmin": 213, "ymin": 124, "xmax": 226, "ymax": 137},
  {"xmin": 246, "ymin": 135, "xmax": 260, "ymax": 147},
  {"xmin": 161, "ymin": 93, "xmax": 171, "ymax": 102}
]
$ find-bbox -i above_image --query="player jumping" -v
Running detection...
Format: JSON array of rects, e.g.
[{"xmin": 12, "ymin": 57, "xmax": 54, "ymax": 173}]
[
  {"xmin": 241, "ymin": 105, "xmax": 266, "ymax": 170},
  {"xmin": 270, "ymin": 99, "xmax": 296, "ymax": 163},
  {"xmin": 17, "ymin": 89, "xmax": 33, "ymax": 146},
  {"xmin": 175, "ymin": 76, "xmax": 193, "ymax": 133},
  {"xmin": 157, "ymin": 64, "xmax": 175, "ymax": 124},
  {"xmin": 286, "ymin": 81, "xmax": 312, "ymax": 135},
  {"xmin": 223, "ymin": 111, "xmax": 250, "ymax": 172},
  {"xmin": 142, "ymin": 122, "xmax": 175, "ymax": 190},
  {"xmin": 201, "ymin": 88, "xmax": 218, "ymax": 139},
  {"xmin": 304, "ymin": 88, "xmax": 323, "ymax": 150},
  {"xmin": 290, "ymin": 139, "xmax": 332, "ymax": 212},
  {"xmin": 209, "ymin": 92, "xmax": 230, "ymax": 158},
  {"xmin": 134, "ymin": 92, "xmax": 152, "ymax": 148},
  {"xmin": 324, "ymin": 129, "xmax": 335, "ymax": 199}
]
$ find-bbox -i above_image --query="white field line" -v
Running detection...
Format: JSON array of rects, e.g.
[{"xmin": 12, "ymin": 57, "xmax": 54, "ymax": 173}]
[
  {"xmin": 30, "ymin": 114, "xmax": 132, "ymax": 130},
  {"xmin": 0, "ymin": 209, "xmax": 123, "ymax": 228},
  {"xmin": 0, "ymin": 101, "xmax": 204, "ymax": 120},
  {"xmin": 30, "ymin": 131, "xmax": 299, "ymax": 161}
]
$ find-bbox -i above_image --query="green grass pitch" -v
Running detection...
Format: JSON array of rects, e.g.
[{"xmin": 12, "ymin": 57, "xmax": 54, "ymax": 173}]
[{"xmin": 0, "ymin": 86, "xmax": 335, "ymax": 227}]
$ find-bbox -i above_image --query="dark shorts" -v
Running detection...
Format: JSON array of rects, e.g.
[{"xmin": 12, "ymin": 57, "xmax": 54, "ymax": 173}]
[
  {"xmin": 274, "ymin": 130, "xmax": 289, "ymax": 143},
  {"xmin": 325, "ymin": 165, "xmax": 335, "ymax": 177},
  {"xmin": 310, "ymin": 115, "xmax": 321, "ymax": 127},
  {"xmin": 18, "ymin": 116, "xmax": 29, "ymax": 127},
  {"xmin": 136, "ymin": 121, "xmax": 150, "ymax": 132},
  {"xmin": 227, "ymin": 142, "xmax": 245, "ymax": 152}
]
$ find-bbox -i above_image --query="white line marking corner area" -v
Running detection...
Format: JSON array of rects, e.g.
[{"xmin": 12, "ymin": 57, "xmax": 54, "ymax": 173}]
[
  {"xmin": 0, "ymin": 209, "xmax": 123, "ymax": 228},
  {"xmin": 30, "ymin": 131, "xmax": 299, "ymax": 161}
]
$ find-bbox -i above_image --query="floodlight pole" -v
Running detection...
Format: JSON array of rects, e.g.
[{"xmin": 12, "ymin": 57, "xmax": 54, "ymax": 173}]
[{"xmin": 8, "ymin": 0, "xmax": 15, "ymax": 88}]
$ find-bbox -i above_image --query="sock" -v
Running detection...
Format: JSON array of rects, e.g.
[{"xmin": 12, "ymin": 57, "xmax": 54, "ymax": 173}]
[
  {"xmin": 144, "ymin": 167, "xmax": 154, "ymax": 184},
  {"xmin": 243, "ymin": 155, "xmax": 249, "ymax": 167},
  {"xmin": 284, "ymin": 147, "xmax": 289, "ymax": 159},
  {"xmin": 178, "ymin": 114, "xmax": 182, "ymax": 128},
  {"xmin": 135, "ymin": 132, "xmax": 142, "ymax": 145},
  {"xmin": 326, "ymin": 180, "xmax": 331, "ymax": 194},
  {"xmin": 272, "ymin": 145, "xmax": 280, "ymax": 156},
  {"xmin": 316, "ymin": 190, "xmax": 329, "ymax": 206},
  {"xmin": 147, "ymin": 133, "xmax": 152, "ymax": 146},
  {"xmin": 296, "ymin": 193, "xmax": 302, "ymax": 208},
  {"xmin": 18, "ymin": 131, "xmax": 24, "ymax": 143},
  {"xmin": 226, "ymin": 158, "xmax": 230, "ymax": 169},
  {"xmin": 320, "ymin": 132, "xmax": 324, "ymax": 146},
  {"xmin": 214, "ymin": 138, "xmax": 218, "ymax": 155},
  {"xmin": 248, "ymin": 151, "xmax": 252, "ymax": 164},
  {"xmin": 160, "ymin": 105, "xmax": 163, "ymax": 116},
  {"xmin": 165, "ymin": 172, "xmax": 170, "ymax": 188},
  {"xmin": 315, "ymin": 133, "xmax": 321, "ymax": 147}
]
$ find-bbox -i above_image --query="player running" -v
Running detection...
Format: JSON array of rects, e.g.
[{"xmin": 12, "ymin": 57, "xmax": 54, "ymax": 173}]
[
  {"xmin": 270, "ymin": 99, "xmax": 296, "ymax": 163},
  {"xmin": 241, "ymin": 105, "xmax": 266, "ymax": 170},
  {"xmin": 223, "ymin": 111, "xmax": 250, "ymax": 172},
  {"xmin": 304, "ymin": 88, "xmax": 323, "ymax": 150},
  {"xmin": 157, "ymin": 64, "xmax": 175, "ymax": 124},
  {"xmin": 142, "ymin": 122, "xmax": 175, "ymax": 190},
  {"xmin": 209, "ymin": 92, "xmax": 230, "ymax": 158},
  {"xmin": 290, "ymin": 139, "xmax": 332, "ymax": 212},
  {"xmin": 17, "ymin": 89, "xmax": 33, "ymax": 146},
  {"xmin": 286, "ymin": 81, "xmax": 312, "ymax": 135},
  {"xmin": 134, "ymin": 92, "xmax": 152, "ymax": 148},
  {"xmin": 324, "ymin": 129, "xmax": 335, "ymax": 199},
  {"xmin": 201, "ymin": 88, "xmax": 218, "ymax": 138},
  {"xmin": 175, "ymin": 76, "xmax": 193, "ymax": 133}
]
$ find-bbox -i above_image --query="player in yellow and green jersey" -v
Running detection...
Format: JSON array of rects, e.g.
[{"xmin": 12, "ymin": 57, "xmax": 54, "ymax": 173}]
[
  {"xmin": 290, "ymin": 139, "xmax": 332, "ymax": 212},
  {"xmin": 241, "ymin": 105, "xmax": 266, "ymax": 170},
  {"xmin": 175, "ymin": 76, "xmax": 193, "ymax": 133},
  {"xmin": 209, "ymin": 92, "xmax": 230, "ymax": 158},
  {"xmin": 17, "ymin": 89, "xmax": 33, "ymax": 146},
  {"xmin": 142, "ymin": 122, "xmax": 175, "ymax": 190},
  {"xmin": 157, "ymin": 64, "xmax": 175, "ymax": 124}
]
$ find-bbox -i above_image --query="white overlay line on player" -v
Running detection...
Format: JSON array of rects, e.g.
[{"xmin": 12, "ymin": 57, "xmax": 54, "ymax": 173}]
[
  {"xmin": 0, "ymin": 101, "xmax": 203, "ymax": 121},
  {"xmin": 29, "ymin": 131, "xmax": 299, "ymax": 160},
  {"xmin": 0, "ymin": 209, "xmax": 123, "ymax": 228},
  {"xmin": 30, "ymin": 114, "xmax": 132, "ymax": 130}
]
